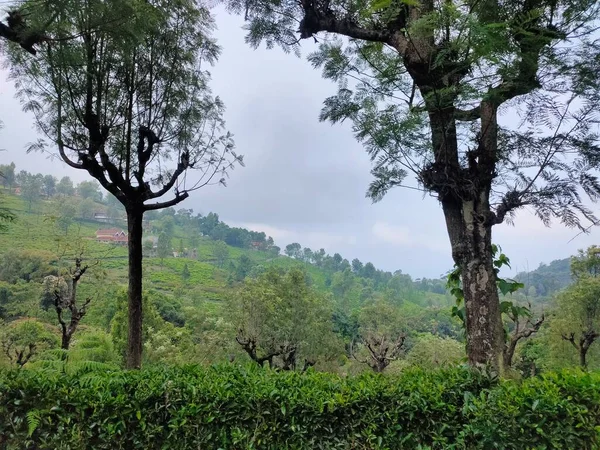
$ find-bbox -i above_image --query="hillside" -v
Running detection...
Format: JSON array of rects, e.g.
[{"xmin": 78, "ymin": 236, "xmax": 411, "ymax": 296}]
[
  {"xmin": 0, "ymin": 176, "xmax": 460, "ymax": 367},
  {"xmin": 514, "ymin": 258, "xmax": 572, "ymax": 300}
]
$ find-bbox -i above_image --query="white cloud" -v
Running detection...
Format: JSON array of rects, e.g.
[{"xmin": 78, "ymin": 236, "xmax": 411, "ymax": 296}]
[
  {"xmin": 372, "ymin": 221, "xmax": 448, "ymax": 253},
  {"xmin": 229, "ymin": 221, "xmax": 357, "ymax": 253}
]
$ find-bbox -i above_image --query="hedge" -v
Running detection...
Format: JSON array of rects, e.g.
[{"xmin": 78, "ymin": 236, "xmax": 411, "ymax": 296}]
[{"xmin": 0, "ymin": 365, "xmax": 599, "ymax": 449}]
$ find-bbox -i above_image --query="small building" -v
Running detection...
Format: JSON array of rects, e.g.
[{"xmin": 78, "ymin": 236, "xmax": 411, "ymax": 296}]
[
  {"xmin": 93, "ymin": 211, "xmax": 111, "ymax": 223},
  {"xmin": 96, "ymin": 228, "xmax": 128, "ymax": 245}
]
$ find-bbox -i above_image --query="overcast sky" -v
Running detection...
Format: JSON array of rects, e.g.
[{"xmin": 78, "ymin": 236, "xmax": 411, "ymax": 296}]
[{"xmin": 0, "ymin": 8, "xmax": 598, "ymax": 278}]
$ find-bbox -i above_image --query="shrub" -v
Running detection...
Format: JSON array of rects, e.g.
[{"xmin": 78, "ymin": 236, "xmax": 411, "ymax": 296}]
[{"xmin": 0, "ymin": 366, "xmax": 598, "ymax": 449}]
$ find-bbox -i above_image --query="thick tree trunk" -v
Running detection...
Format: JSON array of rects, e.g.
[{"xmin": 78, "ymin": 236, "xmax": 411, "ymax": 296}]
[
  {"xmin": 126, "ymin": 207, "xmax": 144, "ymax": 369},
  {"xmin": 460, "ymin": 226, "xmax": 504, "ymax": 370}
]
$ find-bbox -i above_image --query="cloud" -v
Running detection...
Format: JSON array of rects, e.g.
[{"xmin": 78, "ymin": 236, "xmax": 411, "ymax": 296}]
[
  {"xmin": 372, "ymin": 221, "xmax": 448, "ymax": 253},
  {"xmin": 231, "ymin": 221, "xmax": 357, "ymax": 252}
]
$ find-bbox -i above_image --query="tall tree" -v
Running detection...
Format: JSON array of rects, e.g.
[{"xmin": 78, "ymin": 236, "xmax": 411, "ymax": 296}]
[
  {"xmin": 77, "ymin": 180, "xmax": 102, "ymax": 201},
  {"xmin": 0, "ymin": 163, "xmax": 16, "ymax": 232},
  {"xmin": 19, "ymin": 172, "xmax": 43, "ymax": 211},
  {"xmin": 213, "ymin": 240, "xmax": 229, "ymax": 267},
  {"xmin": 56, "ymin": 176, "xmax": 75, "ymax": 197},
  {"xmin": 233, "ymin": 0, "xmax": 600, "ymax": 369},
  {"xmin": 6, "ymin": 0, "xmax": 242, "ymax": 368},
  {"xmin": 0, "ymin": 162, "xmax": 16, "ymax": 188},
  {"xmin": 55, "ymin": 200, "xmax": 76, "ymax": 234},
  {"xmin": 157, "ymin": 232, "xmax": 171, "ymax": 263},
  {"xmin": 42, "ymin": 174, "xmax": 56, "ymax": 198}
]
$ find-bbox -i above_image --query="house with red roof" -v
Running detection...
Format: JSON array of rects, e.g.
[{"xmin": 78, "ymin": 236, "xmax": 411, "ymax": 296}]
[{"xmin": 96, "ymin": 228, "xmax": 128, "ymax": 245}]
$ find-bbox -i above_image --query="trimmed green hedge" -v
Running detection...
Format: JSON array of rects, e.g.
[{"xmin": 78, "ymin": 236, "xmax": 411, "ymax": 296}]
[{"xmin": 0, "ymin": 365, "xmax": 599, "ymax": 449}]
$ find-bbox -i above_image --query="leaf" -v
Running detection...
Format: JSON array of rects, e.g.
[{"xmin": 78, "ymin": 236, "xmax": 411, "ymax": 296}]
[
  {"xmin": 26, "ymin": 410, "xmax": 41, "ymax": 437},
  {"xmin": 369, "ymin": 0, "xmax": 391, "ymax": 10}
]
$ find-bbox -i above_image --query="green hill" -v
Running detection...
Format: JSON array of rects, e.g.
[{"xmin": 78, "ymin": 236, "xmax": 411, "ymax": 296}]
[{"xmin": 0, "ymin": 173, "xmax": 461, "ymax": 370}]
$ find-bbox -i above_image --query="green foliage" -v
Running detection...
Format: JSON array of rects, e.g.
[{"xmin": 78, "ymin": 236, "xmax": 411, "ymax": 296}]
[
  {"xmin": 212, "ymin": 240, "xmax": 229, "ymax": 267},
  {"xmin": 0, "ymin": 319, "xmax": 59, "ymax": 368},
  {"xmin": 157, "ymin": 232, "xmax": 171, "ymax": 261},
  {"xmin": 0, "ymin": 249, "xmax": 57, "ymax": 284},
  {"xmin": 405, "ymin": 333, "xmax": 465, "ymax": 370},
  {"xmin": 229, "ymin": 268, "xmax": 339, "ymax": 369},
  {"xmin": 0, "ymin": 366, "xmax": 598, "ymax": 449},
  {"xmin": 56, "ymin": 177, "xmax": 75, "ymax": 197},
  {"xmin": 77, "ymin": 181, "xmax": 102, "ymax": 202},
  {"xmin": 181, "ymin": 263, "xmax": 190, "ymax": 283}
]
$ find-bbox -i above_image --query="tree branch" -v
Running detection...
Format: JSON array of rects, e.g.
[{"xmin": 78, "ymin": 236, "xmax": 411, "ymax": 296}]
[
  {"xmin": 455, "ymin": 106, "xmax": 480, "ymax": 122},
  {"xmin": 143, "ymin": 192, "xmax": 190, "ymax": 211},
  {"xmin": 297, "ymin": 1, "xmax": 403, "ymax": 49}
]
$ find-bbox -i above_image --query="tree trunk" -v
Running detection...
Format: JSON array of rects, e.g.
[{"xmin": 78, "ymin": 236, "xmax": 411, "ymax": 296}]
[
  {"xmin": 457, "ymin": 214, "xmax": 504, "ymax": 371},
  {"xmin": 580, "ymin": 347, "xmax": 587, "ymax": 369},
  {"xmin": 503, "ymin": 338, "xmax": 517, "ymax": 369},
  {"xmin": 61, "ymin": 331, "xmax": 71, "ymax": 350},
  {"xmin": 126, "ymin": 206, "xmax": 144, "ymax": 369}
]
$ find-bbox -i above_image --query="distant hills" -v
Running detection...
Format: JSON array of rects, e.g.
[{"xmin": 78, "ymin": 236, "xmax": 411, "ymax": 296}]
[{"xmin": 515, "ymin": 258, "xmax": 572, "ymax": 300}]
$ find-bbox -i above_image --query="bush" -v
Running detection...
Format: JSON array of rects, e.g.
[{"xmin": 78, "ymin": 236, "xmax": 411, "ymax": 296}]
[{"xmin": 0, "ymin": 366, "xmax": 598, "ymax": 449}]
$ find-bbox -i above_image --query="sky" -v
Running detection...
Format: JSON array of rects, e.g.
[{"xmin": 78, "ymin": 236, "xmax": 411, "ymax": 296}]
[{"xmin": 0, "ymin": 8, "xmax": 598, "ymax": 279}]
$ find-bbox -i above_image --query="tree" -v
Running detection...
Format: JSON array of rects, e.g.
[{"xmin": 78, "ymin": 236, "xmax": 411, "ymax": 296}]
[
  {"xmin": 19, "ymin": 172, "xmax": 42, "ymax": 211},
  {"xmin": 77, "ymin": 180, "xmax": 102, "ymax": 201},
  {"xmin": 1, "ymin": 319, "xmax": 58, "ymax": 367},
  {"xmin": 55, "ymin": 200, "xmax": 76, "ymax": 234},
  {"xmin": 56, "ymin": 176, "xmax": 75, "ymax": 197},
  {"xmin": 0, "ymin": 285, "xmax": 14, "ymax": 320},
  {"xmin": 230, "ymin": 268, "xmax": 338, "ymax": 370},
  {"xmin": 181, "ymin": 263, "xmax": 190, "ymax": 283},
  {"xmin": 303, "ymin": 247, "xmax": 314, "ymax": 263},
  {"xmin": 351, "ymin": 258, "xmax": 364, "ymax": 274},
  {"xmin": 189, "ymin": 230, "xmax": 201, "ymax": 250},
  {"xmin": 77, "ymin": 198, "xmax": 95, "ymax": 219},
  {"xmin": 405, "ymin": 333, "xmax": 464, "ymax": 369},
  {"xmin": 42, "ymin": 174, "xmax": 56, "ymax": 198},
  {"xmin": 233, "ymin": 0, "xmax": 600, "ymax": 370},
  {"xmin": 213, "ymin": 240, "xmax": 229, "ymax": 267},
  {"xmin": 362, "ymin": 262, "xmax": 376, "ymax": 280},
  {"xmin": 0, "ymin": 195, "xmax": 15, "ymax": 233},
  {"xmin": 352, "ymin": 300, "xmax": 406, "ymax": 373},
  {"xmin": 502, "ymin": 301, "xmax": 544, "ymax": 369},
  {"xmin": 0, "ymin": 249, "xmax": 56, "ymax": 283},
  {"xmin": 284, "ymin": 242, "xmax": 302, "ymax": 258},
  {"xmin": 143, "ymin": 239, "xmax": 154, "ymax": 257},
  {"xmin": 6, "ymin": 0, "xmax": 242, "ymax": 368},
  {"xmin": 448, "ymin": 246, "xmax": 543, "ymax": 369},
  {"xmin": 41, "ymin": 258, "xmax": 94, "ymax": 350},
  {"xmin": 0, "ymin": 162, "xmax": 16, "ymax": 188},
  {"xmin": 157, "ymin": 232, "xmax": 171, "ymax": 263},
  {"xmin": 551, "ymin": 246, "xmax": 600, "ymax": 369},
  {"xmin": 234, "ymin": 255, "xmax": 253, "ymax": 281}
]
